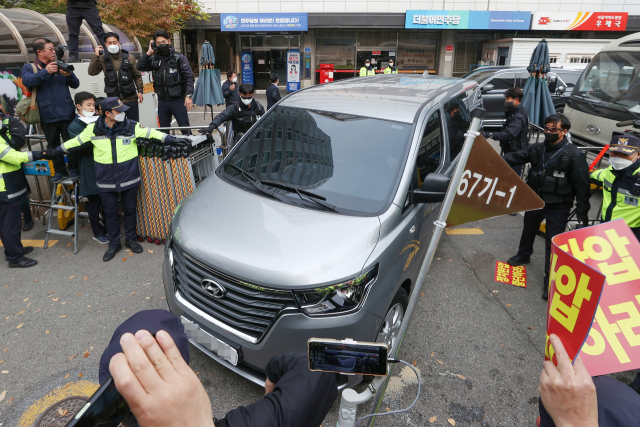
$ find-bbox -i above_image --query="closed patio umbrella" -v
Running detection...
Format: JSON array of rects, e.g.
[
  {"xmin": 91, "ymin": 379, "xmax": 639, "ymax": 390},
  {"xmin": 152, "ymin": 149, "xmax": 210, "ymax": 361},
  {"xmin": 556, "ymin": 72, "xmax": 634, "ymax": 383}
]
[
  {"xmin": 521, "ymin": 40, "xmax": 556, "ymax": 127},
  {"xmin": 193, "ymin": 41, "xmax": 225, "ymax": 120}
]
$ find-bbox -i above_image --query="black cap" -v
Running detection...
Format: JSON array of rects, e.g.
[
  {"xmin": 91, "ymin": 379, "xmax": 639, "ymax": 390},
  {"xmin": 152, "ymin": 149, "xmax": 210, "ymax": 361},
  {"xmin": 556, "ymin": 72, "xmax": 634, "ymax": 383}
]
[
  {"xmin": 100, "ymin": 97, "xmax": 130, "ymax": 113},
  {"xmin": 608, "ymin": 134, "xmax": 640, "ymax": 154},
  {"xmin": 99, "ymin": 309, "xmax": 190, "ymax": 384}
]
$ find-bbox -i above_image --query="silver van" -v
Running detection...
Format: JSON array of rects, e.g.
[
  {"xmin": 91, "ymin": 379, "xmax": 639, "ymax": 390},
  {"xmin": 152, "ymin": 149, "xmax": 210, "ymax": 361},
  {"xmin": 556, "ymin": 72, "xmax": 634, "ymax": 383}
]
[{"xmin": 163, "ymin": 75, "xmax": 481, "ymax": 386}]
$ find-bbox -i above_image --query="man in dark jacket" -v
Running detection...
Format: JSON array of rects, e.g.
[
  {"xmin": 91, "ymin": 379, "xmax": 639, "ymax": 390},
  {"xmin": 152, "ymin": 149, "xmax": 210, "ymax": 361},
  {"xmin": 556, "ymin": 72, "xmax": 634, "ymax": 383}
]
[
  {"xmin": 66, "ymin": 0, "xmax": 105, "ymax": 62},
  {"xmin": 266, "ymin": 73, "xmax": 281, "ymax": 110},
  {"xmin": 106, "ymin": 310, "xmax": 338, "ymax": 427},
  {"xmin": 22, "ymin": 38, "xmax": 81, "ymax": 183},
  {"xmin": 222, "ymin": 70, "xmax": 239, "ymax": 107},
  {"xmin": 136, "ymin": 30, "xmax": 194, "ymax": 135},
  {"xmin": 199, "ymin": 83, "xmax": 264, "ymax": 145},
  {"xmin": 88, "ymin": 32, "xmax": 144, "ymax": 121},
  {"xmin": 67, "ymin": 91, "xmax": 107, "ymax": 244},
  {"xmin": 481, "ymin": 87, "xmax": 529, "ymax": 175},
  {"xmin": 503, "ymin": 114, "xmax": 590, "ymax": 299},
  {"xmin": 0, "ymin": 105, "xmax": 33, "ymax": 232}
]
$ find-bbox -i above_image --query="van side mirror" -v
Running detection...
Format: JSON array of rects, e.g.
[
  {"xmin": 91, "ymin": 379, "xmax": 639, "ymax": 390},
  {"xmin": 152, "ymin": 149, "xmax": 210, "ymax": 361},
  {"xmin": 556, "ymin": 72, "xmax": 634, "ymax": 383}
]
[
  {"xmin": 413, "ymin": 173, "xmax": 451, "ymax": 204},
  {"xmin": 556, "ymin": 85, "xmax": 566, "ymax": 95},
  {"xmin": 481, "ymin": 84, "xmax": 494, "ymax": 94}
]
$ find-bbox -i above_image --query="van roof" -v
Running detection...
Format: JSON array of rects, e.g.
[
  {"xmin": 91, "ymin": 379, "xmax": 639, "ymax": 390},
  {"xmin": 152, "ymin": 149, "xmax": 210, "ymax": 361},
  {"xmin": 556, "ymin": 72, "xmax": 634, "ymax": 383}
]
[
  {"xmin": 280, "ymin": 75, "xmax": 476, "ymax": 124},
  {"xmin": 601, "ymin": 32, "xmax": 640, "ymax": 53}
]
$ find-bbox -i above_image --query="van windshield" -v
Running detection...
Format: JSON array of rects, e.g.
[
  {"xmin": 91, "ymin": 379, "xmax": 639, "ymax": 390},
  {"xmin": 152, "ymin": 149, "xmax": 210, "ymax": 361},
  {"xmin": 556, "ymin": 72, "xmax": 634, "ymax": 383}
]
[
  {"xmin": 218, "ymin": 106, "xmax": 412, "ymax": 216},
  {"xmin": 462, "ymin": 69, "xmax": 499, "ymax": 84},
  {"xmin": 574, "ymin": 51, "xmax": 640, "ymax": 113}
]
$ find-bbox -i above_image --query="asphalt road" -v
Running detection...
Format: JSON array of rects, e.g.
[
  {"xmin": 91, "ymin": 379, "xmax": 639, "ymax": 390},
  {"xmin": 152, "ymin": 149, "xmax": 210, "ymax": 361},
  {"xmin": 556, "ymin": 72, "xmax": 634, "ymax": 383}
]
[{"xmin": 1, "ymin": 100, "xmax": 637, "ymax": 426}]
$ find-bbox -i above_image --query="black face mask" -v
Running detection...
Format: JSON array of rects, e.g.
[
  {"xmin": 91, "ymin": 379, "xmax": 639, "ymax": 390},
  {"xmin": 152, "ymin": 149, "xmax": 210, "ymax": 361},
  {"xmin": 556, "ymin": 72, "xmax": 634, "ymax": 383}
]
[
  {"xmin": 157, "ymin": 44, "xmax": 171, "ymax": 55},
  {"xmin": 504, "ymin": 100, "xmax": 515, "ymax": 110},
  {"xmin": 544, "ymin": 132, "xmax": 562, "ymax": 146}
]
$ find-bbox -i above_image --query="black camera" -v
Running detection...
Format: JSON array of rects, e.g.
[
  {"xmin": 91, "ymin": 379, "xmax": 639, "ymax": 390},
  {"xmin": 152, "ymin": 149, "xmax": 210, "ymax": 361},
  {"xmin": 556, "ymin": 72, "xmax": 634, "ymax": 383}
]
[
  {"xmin": 150, "ymin": 40, "xmax": 157, "ymax": 51},
  {"xmin": 54, "ymin": 45, "xmax": 74, "ymax": 73}
]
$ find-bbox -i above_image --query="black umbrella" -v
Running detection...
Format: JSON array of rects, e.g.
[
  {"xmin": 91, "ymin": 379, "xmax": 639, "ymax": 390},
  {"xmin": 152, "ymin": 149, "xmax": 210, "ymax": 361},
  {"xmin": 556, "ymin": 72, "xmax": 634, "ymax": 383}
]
[{"xmin": 522, "ymin": 40, "xmax": 556, "ymax": 127}]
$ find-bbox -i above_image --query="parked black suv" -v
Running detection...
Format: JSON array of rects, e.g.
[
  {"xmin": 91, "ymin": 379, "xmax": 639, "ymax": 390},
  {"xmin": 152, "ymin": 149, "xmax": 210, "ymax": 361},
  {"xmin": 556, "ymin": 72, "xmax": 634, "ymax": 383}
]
[{"xmin": 462, "ymin": 66, "xmax": 582, "ymax": 126}]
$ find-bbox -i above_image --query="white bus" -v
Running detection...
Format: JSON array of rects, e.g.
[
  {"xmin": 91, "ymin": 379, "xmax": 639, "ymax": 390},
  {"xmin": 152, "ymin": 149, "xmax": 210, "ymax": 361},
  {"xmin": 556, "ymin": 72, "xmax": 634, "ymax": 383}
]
[{"xmin": 563, "ymin": 32, "xmax": 640, "ymax": 148}]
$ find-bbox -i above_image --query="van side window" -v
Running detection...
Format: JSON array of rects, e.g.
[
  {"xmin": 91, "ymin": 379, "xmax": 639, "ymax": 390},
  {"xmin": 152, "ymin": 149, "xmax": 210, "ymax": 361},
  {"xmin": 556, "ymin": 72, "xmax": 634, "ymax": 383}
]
[
  {"xmin": 443, "ymin": 95, "xmax": 471, "ymax": 161},
  {"xmin": 490, "ymin": 72, "xmax": 516, "ymax": 90},
  {"xmin": 416, "ymin": 110, "xmax": 443, "ymax": 183}
]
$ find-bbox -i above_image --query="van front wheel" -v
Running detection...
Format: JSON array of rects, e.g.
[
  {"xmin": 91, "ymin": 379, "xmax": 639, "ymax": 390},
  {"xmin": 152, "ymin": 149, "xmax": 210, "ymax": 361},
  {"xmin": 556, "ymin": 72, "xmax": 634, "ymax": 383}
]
[{"xmin": 376, "ymin": 288, "xmax": 408, "ymax": 356}]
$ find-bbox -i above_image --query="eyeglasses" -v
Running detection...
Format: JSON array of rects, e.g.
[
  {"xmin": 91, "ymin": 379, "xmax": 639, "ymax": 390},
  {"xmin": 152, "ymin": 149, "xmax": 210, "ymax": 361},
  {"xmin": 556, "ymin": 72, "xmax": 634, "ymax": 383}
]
[{"xmin": 543, "ymin": 126, "xmax": 562, "ymax": 133}]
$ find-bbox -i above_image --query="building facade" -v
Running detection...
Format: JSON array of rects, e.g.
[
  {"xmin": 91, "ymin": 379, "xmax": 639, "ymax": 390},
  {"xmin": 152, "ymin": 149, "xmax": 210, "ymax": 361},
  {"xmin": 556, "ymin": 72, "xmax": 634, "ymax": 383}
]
[{"xmin": 180, "ymin": 2, "xmax": 640, "ymax": 88}]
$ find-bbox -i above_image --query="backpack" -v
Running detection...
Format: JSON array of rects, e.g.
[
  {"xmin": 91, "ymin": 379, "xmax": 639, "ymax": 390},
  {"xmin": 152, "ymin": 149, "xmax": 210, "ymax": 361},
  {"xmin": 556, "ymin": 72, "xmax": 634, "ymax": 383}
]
[{"xmin": 16, "ymin": 63, "xmax": 40, "ymax": 124}]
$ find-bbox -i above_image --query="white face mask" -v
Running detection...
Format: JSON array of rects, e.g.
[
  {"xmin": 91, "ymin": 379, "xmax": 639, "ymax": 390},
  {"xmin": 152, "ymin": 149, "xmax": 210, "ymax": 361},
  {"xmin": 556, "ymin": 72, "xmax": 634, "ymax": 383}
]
[
  {"xmin": 107, "ymin": 45, "xmax": 120, "ymax": 54},
  {"xmin": 241, "ymin": 97, "xmax": 252, "ymax": 106},
  {"xmin": 389, "ymin": 63, "xmax": 394, "ymax": 67},
  {"xmin": 112, "ymin": 111, "xmax": 126, "ymax": 122},
  {"xmin": 79, "ymin": 115, "xmax": 99, "ymax": 124},
  {"xmin": 232, "ymin": 77, "xmax": 237, "ymax": 83},
  {"xmin": 609, "ymin": 156, "xmax": 636, "ymax": 170},
  {"xmin": 365, "ymin": 63, "xmax": 371, "ymax": 67},
  {"xmin": 80, "ymin": 108, "xmax": 95, "ymax": 117}
]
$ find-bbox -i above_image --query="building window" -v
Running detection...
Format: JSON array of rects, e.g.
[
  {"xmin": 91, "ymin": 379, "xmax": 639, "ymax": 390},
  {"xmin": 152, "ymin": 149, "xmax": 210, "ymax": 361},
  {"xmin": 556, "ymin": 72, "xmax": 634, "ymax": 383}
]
[
  {"xmin": 549, "ymin": 56, "xmax": 559, "ymax": 64},
  {"xmin": 287, "ymin": 151, "xmax": 294, "ymax": 167},
  {"xmin": 287, "ymin": 128, "xmax": 292, "ymax": 140},
  {"xmin": 568, "ymin": 55, "xmax": 593, "ymax": 64},
  {"xmin": 272, "ymin": 151, "xmax": 282, "ymax": 173},
  {"xmin": 277, "ymin": 127, "xmax": 283, "ymax": 139},
  {"xmin": 260, "ymin": 152, "xmax": 271, "ymax": 173},
  {"xmin": 248, "ymin": 154, "xmax": 258, "ymax": 172}
]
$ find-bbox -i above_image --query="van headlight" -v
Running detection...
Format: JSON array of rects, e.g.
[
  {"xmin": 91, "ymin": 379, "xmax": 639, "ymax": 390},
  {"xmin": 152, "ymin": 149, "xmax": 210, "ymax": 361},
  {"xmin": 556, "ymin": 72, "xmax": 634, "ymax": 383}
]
[{"xmin": 294, "ymin": 266, "xmax": 378, "ymax": 316}]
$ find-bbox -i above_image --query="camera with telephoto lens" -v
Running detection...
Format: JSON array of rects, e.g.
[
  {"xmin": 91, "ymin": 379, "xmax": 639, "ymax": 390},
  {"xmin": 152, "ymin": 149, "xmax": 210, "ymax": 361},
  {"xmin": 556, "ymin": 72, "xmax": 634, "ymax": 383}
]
[{"xmin": 54, "ymin": 45, "xmax": 74, "ymax": 73}]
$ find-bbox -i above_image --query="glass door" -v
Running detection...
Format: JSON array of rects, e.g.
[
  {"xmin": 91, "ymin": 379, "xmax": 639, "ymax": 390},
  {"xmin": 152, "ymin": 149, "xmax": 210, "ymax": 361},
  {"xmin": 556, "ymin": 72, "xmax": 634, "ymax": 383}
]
[{"xmin": 252, "ymin": 50, "xmax": 272, "ymax": 90}]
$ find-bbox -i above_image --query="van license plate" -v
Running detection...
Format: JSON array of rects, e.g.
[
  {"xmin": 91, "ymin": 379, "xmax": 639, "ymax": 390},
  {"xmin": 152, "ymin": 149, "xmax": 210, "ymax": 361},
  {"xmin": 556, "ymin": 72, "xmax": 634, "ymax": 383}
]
[{"xmin": 181, "ymin": 317, "xmax": 239, "ymax": 366}]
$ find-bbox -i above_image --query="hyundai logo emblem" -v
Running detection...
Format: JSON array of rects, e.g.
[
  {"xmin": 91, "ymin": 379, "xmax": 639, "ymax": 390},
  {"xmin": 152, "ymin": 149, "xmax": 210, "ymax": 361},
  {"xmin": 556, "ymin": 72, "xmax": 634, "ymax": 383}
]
[
  {"xmin": 586, "ymin": 124, "xmax": 601, "ymax": 135},
  {"xmin": 200, "ymin": 279, "xmax": 227, "ymax": 299}
]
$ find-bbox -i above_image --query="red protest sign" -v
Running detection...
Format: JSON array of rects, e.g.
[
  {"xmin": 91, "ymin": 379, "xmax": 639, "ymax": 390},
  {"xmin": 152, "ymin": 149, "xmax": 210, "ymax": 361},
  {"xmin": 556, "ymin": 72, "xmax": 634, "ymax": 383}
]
[
  {"xmin": 546, "ymin": 241, "xmax": 605, "ymax": 365},
  {"xmin": 494, "ymin": 261, "xmax": 527, "ymax": 288},
  {"xmin": 552, "ymin": 219, "xmax": 640, "ymax": 376}
]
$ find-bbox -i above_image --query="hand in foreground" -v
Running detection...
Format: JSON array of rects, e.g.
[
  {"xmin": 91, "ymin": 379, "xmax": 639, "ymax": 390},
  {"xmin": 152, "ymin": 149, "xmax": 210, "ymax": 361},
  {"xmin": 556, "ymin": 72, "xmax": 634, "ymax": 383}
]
[
  {"xmin": 147, "ymin": 41, "xmax": 155, "ymax": 56},
  {"xmin": 185, "ymin": 97, "xmax": 193, "ymax": 111},
  {"xmin": 95, "ymin": 45, "xmax": 103, "ymax": 56},
  {"xmin": 45, "ymin": 62, "xmax": 58, "ymax": 74},
  {"xmin": 138, "ymin": 92, "xmax": 144, "ymax": 104},
  {"xmin": 109, "ymin": 330, "xmax": 215, "ymax": 427},
  {"xmin": 198, "ymin": 125, "xmax": 216, "ymax": 135},
  {"xmin": 31, "ymin": 151, "xmax": 45, "ymax": 161},
  {"xmin": 60, "ymin": 70, "xmax": 71, "ymax": 77},
  {"xmin": 264, "ymin": 377, "xmax": 275, "ymax": 395},
  {"xmin": 539, "ymin": 334, "xmax": 598, "ymax": 427},
  {"xmin": 577, "ymin": 213, "xmax": 589, "ymax": 227}
]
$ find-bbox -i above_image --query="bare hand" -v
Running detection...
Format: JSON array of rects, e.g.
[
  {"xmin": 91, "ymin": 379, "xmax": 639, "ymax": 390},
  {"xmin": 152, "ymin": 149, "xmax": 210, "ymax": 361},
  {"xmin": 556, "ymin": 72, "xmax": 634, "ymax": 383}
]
[
  {"xmin": 138, "ymin": 92, "xmax": 144, "ymax": 104},
  {"xmin": 185, "ymin": 97, "xmax": 193, "ymax": 111},
  {"xmin": 45, "ymin": 62, "xmax": 58, "ymax": 74},
  {"xmin": 60, "ymin": 70, "xmax": 71, "ymax": 77},
  {"xmin": 539, "ymin": 334, "xmax": 599, "ymax": 427},
  {"xmin": 109, "ymin": 330, "xmax": 215, "ymax": 427},
  {"xmin": 230, "ymin": 84, "xmax": 235, "ymax": 91},
  {"xmin": 265, "ymin": 378, "xmax": 275, "ymax": 395},
  {"xmin": 95, "ymin": 45, "xmax": 103, "ymax": 56},
  {"xmin": 147, "ymin": 41, "xmax": 155, "ymax": 56}
]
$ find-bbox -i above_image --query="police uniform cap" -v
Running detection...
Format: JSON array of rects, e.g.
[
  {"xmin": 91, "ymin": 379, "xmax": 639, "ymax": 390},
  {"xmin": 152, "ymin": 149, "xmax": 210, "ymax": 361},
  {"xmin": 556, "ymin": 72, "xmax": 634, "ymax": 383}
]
[
  {"xmin": 101, "ymin": 97, "xmax": 130, "ymax": 113},
  {"xmin": 608, "ymin": 135, "xmax": 640, "ymax": 154}
]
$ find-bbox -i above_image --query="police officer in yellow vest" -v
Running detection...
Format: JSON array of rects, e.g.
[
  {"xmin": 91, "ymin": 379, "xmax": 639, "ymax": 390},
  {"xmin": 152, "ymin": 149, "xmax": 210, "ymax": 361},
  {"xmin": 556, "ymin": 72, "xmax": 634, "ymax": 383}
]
[
  {"xmin": 45, "ymin": 97, "xmax": 174, "ymax": 262},
  {"xmin": 359, "ymin": 59, "xmax": 376, "ymax": 77},
  {"xmin": 0, "ymin": 137, "xmax": 45, "ymax": 268},
  {"xmin": 591, "ymin": 135, "xmax": 640, "ymax": 241},
  {"xmin": 384, "ymin": 59, "xmax": 398, "ymax": 74}
]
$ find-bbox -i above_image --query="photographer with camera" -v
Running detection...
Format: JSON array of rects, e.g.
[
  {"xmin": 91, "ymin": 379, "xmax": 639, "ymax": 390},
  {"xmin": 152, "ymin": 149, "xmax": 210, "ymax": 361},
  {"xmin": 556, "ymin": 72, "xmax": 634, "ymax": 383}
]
[
  {"xmin": 89, "ymin": 32, "xmax": 144, "ymax": 121},
  {"xmin": 136, "ymin": 30, "xmax": 194, "ymax": 135},
  {"xmin": 22, "ymin": 38, "xmax": 80, "ymax": 183}
]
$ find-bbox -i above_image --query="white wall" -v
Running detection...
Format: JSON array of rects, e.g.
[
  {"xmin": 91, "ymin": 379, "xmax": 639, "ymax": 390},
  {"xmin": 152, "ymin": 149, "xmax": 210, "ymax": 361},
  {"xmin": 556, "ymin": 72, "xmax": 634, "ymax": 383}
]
[{"xmin": 203, "ymin": 0, "xmax": 640, "ymax": 15}]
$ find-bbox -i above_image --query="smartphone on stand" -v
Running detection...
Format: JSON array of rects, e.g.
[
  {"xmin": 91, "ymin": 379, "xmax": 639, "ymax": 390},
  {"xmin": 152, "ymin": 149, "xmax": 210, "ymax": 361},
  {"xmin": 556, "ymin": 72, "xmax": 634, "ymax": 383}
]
[{"xmin": 308, "ymin": 338, "xmax": 388, "ymax": 376}]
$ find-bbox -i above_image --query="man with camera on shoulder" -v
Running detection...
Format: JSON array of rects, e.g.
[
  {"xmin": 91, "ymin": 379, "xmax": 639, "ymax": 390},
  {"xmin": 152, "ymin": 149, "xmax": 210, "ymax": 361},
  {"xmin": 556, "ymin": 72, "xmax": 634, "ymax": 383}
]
[{"xmin": 22, "ymin": 38, "xmax": 80, "ymax": 183}]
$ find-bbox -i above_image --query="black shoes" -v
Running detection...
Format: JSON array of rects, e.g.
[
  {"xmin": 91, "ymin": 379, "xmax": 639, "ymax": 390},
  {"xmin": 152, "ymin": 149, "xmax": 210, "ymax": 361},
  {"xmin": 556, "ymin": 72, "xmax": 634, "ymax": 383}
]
[
  {"xmin": 507, "ymin": 254, "xmax": 530, "ymax": 266},
  {"xmin": 6, "ymin": 246, "xmax": 33, "ymax": 261},
  {"xmin": 50, "ymin": 172, "xmax": 68, "ymax": 184},
  {"xmin": 23, "ymin": 220, "xmax": 34, "ymax": 231},
  {"xmin": 103, "ymin": 243, "xmax": 122, "ymax": 262},
  {"xmin": 9, "ymin": 257, "xmax": 37, "ymax": 268},
  {"xmin": 125, "ymin": 240, "xmax": 143, "ymax": 253},
  {"xmin": 541, "ymin": 288, "xmax": 549, "ymax": 300},
  {"xmin": 69, "ymin": 169, "xmax": 81, "ymax": 182},
  {"xmin": 66, "ymin": 55, "xmax": 80, "ymax": 63}
]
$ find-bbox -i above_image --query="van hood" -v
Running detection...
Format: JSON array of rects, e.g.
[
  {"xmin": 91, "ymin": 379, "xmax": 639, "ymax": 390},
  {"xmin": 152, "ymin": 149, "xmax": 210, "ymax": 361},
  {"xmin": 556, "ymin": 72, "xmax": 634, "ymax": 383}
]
[{"xmin": 171, "ymin": 174, "xmax": 381, "ymax": 289}]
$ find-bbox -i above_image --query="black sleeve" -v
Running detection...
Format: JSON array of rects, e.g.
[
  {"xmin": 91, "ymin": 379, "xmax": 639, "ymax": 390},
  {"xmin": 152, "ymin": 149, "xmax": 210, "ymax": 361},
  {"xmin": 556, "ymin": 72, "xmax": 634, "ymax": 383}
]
[
  {"xmin": 571, "ymin": 149, "xmax": 591, "ymax": 216},
  {"xmin": 503, "ymin": 144, "xmax": 532, "ymax": 166},
  {"xmin": 6, "ymin": 117, "xmax": 26, "ymax": 150},
  {"xmin": 221, "ymin": 353, "xmax": 338, "ymax": 427},
  {"xmin": 179, "ymin": 54, "xmax": 195, "ymax": 96},
  {"xmin": 256, "ymin": 102, "xmax": 265, "ymax": 116},
  {"xmin": 209, "ymin": 104, "xmax": 238, "ymax": 129},
  {"xmin": 493, "ymin": 117, "xmax": 524, "ymax": 151},
  {"xmin": 222, "ymin": 81, "xmax": 232, "ymax": 99},
  {"xmin": 136, "ymin": 53, "xmax": 152, "ymax": 71},
  {"xmin": 273, "ymin": 87, "xmax": 281, "ymax": 102}
]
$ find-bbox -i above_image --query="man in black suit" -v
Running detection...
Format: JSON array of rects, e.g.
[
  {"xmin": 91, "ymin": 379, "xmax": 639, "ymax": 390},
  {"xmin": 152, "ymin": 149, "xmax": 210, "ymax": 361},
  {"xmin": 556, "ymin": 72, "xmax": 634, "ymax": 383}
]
[{"xmin": 266, "ymin": 73, "xmax": 281, "ymax": 110}]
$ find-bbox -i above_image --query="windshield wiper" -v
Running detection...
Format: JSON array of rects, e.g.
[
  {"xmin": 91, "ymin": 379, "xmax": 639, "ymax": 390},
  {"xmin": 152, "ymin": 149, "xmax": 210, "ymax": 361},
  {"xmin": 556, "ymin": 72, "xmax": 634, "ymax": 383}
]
[
  {"xmin": 260, "ymin": 180, "xmax": 340, "ymax": 213},
  {"xmin": 573, "ymin": 94, "xmax": 601, "ymax": 113},
  {"xmin": 226, "ymin": 164, "xmax": 291, "ymax": 204},
  {"xmin": 610, "ymin": 101, "xmax": 640, "ymax": 120}
]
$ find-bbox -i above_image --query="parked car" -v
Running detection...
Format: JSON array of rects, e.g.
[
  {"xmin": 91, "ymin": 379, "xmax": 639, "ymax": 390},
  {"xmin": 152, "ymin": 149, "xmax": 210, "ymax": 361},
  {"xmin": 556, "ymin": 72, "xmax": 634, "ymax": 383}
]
[
  {"xmin": 163, "ymin": 74, "xmax": 481, "ymax": 387},
  {"xmin": 462, "ymin": 66, "xmax": 582, "ymax": 126}
]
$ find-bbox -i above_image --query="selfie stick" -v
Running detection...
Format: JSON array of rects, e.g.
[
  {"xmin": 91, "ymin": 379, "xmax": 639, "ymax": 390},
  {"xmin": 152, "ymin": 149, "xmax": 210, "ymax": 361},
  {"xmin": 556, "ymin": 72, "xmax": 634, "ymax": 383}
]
[{"xmin": 336, "ymin": 108, "xmax": 486, "ymax": 427}]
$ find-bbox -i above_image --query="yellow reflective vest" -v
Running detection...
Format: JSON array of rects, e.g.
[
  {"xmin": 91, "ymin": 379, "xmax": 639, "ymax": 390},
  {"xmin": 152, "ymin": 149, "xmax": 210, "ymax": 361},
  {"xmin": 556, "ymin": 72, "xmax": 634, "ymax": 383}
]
[
  {"xmin": 384, "ymin": 67, "xmax": 398, "ymax": 74},
  {"xmin": 359, "ymin": 66, "xmax": 375, "ymax": 77},
  {"xmin": 57, "ymin": 117, "xmax": 169, "ymax": 192},
  {"xmin": 0, "ymin": 139, "xmax": 32, "ymax": 203},
  {"xmin": 591, "ymin": 163, "xmax": 640, "ymax": 228}
]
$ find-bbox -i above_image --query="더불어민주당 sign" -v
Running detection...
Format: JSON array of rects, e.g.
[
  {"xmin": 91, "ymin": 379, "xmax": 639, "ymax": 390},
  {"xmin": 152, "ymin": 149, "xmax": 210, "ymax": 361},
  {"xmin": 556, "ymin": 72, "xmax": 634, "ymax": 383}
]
[{"xmin": 494, "ymin": 261, "xmax": 527, "ymax": 288}]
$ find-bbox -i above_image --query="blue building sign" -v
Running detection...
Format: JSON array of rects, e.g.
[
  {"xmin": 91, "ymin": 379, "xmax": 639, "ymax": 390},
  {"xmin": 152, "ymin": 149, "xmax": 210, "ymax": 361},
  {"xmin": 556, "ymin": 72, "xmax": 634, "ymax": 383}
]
[
  {"xmin": 241, "ymin": 52, "xmax": 253, "ymax": 85},
  {"xmin": 405, "ymin": 10, "xmax": 531, "ymax": 30},
  {"xmin": 221, "ymin": 13, "xmax": 308, "ymax": 32}
]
